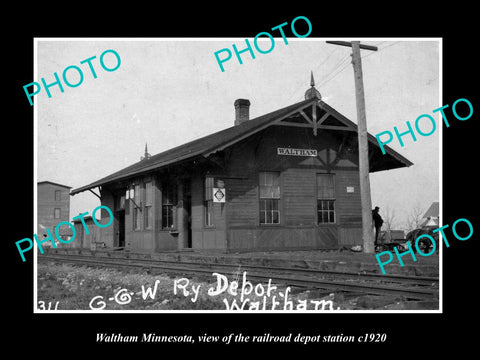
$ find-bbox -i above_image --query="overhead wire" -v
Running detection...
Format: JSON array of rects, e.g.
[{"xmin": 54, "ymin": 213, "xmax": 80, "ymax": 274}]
[
  {"xmin": 286, "ymin": 41, "xmax": 401, "ymax": 102},
  {"xmin": 319, "ymin": 41, "xmax": 402, "ymax": 88},
  {"xmin": 361, "ymin": 41, "xmax": 401, "ymax": 60},
  {"xmin": 317, "ymin": 54, "xmax": 352, "ymax": 88},
  {"xmin": 317, "ymin": 46, "xmax": 341, "ymax": 69}
]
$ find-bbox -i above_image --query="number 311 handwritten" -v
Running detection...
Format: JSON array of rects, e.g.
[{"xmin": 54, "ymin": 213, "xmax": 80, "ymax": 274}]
[{"xmin": 38, "ymin": 301, "xmax": 59, "ymax": 310}]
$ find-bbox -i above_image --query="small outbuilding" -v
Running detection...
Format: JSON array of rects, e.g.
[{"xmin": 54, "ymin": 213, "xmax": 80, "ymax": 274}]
[{"xmin": 72, "ymin": 215, "xmax": 103, "ymax": 250}]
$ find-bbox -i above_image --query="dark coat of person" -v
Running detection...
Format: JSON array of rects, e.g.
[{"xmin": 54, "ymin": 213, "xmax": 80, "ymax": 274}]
[{"xmin": 372, "ymin": 208, "xmax": 383, "ymax": 228}]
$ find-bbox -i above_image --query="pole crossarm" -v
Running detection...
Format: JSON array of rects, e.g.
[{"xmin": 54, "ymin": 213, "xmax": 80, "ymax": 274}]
[{"xmin": 325, "ymin": 41, "xmax": 378, "ymax": 51}]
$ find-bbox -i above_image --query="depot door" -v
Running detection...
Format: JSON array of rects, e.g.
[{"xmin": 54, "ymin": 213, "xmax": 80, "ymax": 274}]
[
  {"xmin": 116, "ymin": 209, "xmax": 125, "ymax": 248},
  {"xmin": 185, "ymin": 180, "xmax": 192, "ymax": 248}
]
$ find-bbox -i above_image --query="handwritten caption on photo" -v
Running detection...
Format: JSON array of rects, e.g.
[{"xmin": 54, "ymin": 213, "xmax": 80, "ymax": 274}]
[{"xmin": 88, "ymin": 271, "xmax": 340, "ymax": 311}]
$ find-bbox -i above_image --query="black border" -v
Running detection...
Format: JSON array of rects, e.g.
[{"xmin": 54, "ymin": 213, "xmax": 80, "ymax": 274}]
[{"xmin": 7, "ymin": 6, "xmax": 478, "ymax": 353}]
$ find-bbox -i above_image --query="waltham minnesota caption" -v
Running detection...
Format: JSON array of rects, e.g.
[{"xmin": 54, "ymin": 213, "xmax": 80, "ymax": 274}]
[{"xmin": 97, "ymin": 332, "xmax": 386, "ymax": 344}]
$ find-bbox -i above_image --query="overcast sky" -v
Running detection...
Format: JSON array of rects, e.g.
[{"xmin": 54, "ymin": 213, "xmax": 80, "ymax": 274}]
[{"xmin": 36, "ymin": 38, "xmax": 440, "ymax": 230}]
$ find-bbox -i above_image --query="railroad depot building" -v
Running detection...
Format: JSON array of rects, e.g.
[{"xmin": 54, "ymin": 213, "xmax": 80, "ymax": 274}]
[{"xmin": 71, "ymin": 80, "xmax": 412, "ymax": 253}]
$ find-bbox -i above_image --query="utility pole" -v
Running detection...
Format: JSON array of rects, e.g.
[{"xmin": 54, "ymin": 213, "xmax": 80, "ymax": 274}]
[{"xmin": 326, "ymin": 40, "xmax": 377, "ymax": 254}]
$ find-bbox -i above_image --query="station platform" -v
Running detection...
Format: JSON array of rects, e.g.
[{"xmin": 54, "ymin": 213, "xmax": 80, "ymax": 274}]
[{"xmin": 42, "ymin": 247, "xmax": 440, "ymax": 277}]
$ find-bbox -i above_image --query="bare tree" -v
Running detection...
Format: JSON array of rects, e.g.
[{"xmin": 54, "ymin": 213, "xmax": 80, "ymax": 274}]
[
  {"xmin": 383, "ymin": 206, "xmax": 396, "ymax": 232},
  {"xmin": 405, "ymin": 204, "xmax": 425, "ymax": 232}
]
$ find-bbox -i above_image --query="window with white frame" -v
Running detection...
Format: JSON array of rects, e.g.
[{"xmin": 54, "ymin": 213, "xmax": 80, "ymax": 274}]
[
  {"xmin": 317, "ymin": 173, "xmax": 335, "ymax": 224},
  {"xmin": 162, "ymin": 182, "xmax": 175, "ymax": 229},
  {"xmin": 133, "ymin": 183, "xmax": 141, "ymax": 230},
  {"xmin": 144, "ymin": 181, "xmax": 153, "ymax": 229},
  {"xmin": 204, "ymin": 176, "xmax": 214, "ymax": 227},
  {"xmin": 259, "ymin": 172, "xmax": 280, "ymax": 224}
]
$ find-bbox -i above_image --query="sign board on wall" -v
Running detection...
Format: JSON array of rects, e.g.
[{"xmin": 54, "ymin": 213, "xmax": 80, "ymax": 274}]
[
  {"xmin": 277, "ymin": 148, "xmax": 317, "ymax": 157},
  {"xmin": 213, "ymin": 188, "xmax": 226, "ymax": 203}
]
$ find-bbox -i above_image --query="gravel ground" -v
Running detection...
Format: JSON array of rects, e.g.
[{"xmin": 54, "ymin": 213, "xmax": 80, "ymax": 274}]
[{"xmin": 36, "ymin": 261, "xmax": 438, "ymax": 311}]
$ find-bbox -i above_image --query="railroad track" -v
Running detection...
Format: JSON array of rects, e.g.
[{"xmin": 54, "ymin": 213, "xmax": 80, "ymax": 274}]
[{"xmin": 38, "ymin": 252, "xmax": 439, "ymax": 301}]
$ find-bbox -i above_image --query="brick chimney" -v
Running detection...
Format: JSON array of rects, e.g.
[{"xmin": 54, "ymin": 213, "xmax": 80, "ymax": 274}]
[{"xmin": 234, "ymin": 99, "xmax": 250, "ymax": 125}]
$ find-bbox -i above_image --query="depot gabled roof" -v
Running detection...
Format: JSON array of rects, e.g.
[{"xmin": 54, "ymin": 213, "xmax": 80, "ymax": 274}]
[{"xmin": 71, "ymin": 97, "xmax": 412, "ymax": 195}]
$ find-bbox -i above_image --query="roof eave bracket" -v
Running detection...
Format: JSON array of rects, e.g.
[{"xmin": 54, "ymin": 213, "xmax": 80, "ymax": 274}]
[{"xmin": 89, "ymin": 188, "xmax": 101, "ymax": 200}]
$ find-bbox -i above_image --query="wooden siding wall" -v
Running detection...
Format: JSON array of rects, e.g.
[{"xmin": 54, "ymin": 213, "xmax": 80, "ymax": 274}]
[
  {"xmin": 335, "ymin": 170, "xmax": 363, "ymax": 245},
  {"xmin": 225, "ymin": 125, "xmax": 362, "ymax": 251},
  {"xmin": 283, "ymin": 168, "xmax": 316, "ymax": 227},
  {"xmin": 227, "ymin": 177, "xmax": 258, "ymax": 228}
]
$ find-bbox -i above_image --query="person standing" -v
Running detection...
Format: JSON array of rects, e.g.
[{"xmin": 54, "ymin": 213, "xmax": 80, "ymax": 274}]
[{"xmin": 372, "ymin": 206, "xmax": 384, "ymax": 247}]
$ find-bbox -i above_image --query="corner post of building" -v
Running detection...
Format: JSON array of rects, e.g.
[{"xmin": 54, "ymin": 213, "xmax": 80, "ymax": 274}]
[{"xmin": 177, "ymin": 179, "xmax": 187, "ymax": 249}]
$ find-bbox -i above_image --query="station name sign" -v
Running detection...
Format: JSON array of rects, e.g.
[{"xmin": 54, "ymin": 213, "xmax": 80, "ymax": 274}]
[{"xmin": 277, "ymin": 147, "xmax": 317, "ymax": 157}]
